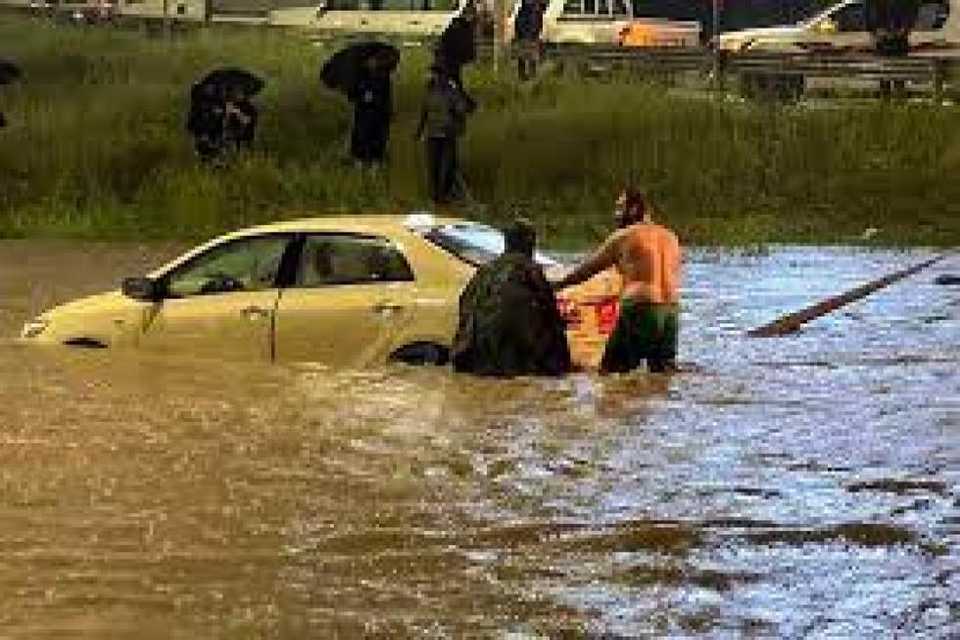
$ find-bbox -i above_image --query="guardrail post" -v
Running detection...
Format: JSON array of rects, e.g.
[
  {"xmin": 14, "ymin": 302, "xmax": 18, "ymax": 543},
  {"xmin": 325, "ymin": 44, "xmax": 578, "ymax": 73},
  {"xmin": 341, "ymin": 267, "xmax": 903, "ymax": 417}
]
[
  {"xmin": 933, "ymin": 59, "xmax": 945, "ymax": 104},
  {"xmin": 711, "ymin": 49, "xmax": 726, "ymax": 93}
]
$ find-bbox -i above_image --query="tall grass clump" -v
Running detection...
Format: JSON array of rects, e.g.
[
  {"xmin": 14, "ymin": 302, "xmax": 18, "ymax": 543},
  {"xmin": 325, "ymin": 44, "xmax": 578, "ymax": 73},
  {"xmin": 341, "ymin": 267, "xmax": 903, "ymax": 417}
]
[{"xmin": 1, "ymin": 14, "xmax": 959, "ymax": 247}]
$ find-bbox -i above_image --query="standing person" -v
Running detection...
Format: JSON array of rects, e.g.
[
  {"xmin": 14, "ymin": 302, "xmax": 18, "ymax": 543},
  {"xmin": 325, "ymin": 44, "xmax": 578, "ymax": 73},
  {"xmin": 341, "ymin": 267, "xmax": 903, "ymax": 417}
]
[
  {"xmin": 514, "ymin": 0, "xmax": 544, "ymax": 81},
  {"xmin": 347, "ymin": 54, "xmax": 393, "ymax": 167},
  {"xmin": 452, "ymin": 218, "xmax": 571, "ymax": 377},
  {"xmin": 415, "ymin": 62, "xmax": 474, "ymax": 204},
  {"xmin": 553, "ymin": 188, "xmax": 682, "ymax": 374}
]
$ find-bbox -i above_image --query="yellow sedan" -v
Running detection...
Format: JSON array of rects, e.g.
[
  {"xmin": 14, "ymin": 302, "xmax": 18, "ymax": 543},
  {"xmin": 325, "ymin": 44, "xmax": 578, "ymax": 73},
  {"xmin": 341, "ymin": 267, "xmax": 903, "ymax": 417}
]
[{"xmin": 19, "ymin": 214, "xmax": 621, "ymax": 369}]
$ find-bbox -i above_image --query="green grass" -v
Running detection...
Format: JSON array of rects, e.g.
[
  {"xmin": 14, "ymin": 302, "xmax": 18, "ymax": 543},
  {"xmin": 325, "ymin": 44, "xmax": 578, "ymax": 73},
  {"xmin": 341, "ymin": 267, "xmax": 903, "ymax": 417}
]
[{"xmin": 1, "ymin": 15, "xmax": 959, "ymax": 248}]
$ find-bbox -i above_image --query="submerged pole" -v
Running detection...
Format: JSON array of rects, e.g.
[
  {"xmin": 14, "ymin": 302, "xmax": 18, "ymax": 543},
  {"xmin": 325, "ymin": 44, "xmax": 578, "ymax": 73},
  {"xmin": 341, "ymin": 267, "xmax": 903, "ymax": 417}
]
[{"xmin": 746, "ymin": 255, "xmax": 947, "ymax": 338}]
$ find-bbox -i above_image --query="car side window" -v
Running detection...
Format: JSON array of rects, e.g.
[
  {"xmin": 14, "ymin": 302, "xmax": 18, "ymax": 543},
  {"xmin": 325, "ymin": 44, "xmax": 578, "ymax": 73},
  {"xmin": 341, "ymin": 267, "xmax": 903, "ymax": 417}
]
[
  {"xmin": 165, "ymin": 235, "xmax": 291, "ymax": 298},
  {"xmin": 916, "ymin": 1, "xmax": 948, "ymax": 30},
  {"xmin": 297, "ymin": 234, "xmax": 414, "ymax": 287},
  {"xmin": 834, "ymin": 1, "xmax": 866, "ymax": 31}
]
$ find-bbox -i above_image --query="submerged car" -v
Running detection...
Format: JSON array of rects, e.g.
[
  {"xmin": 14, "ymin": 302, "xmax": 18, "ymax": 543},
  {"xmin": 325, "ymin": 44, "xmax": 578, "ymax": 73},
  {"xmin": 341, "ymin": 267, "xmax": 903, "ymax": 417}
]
[{"xmin": 20, "ymin": 214, "xmax": 621, "ymax": 370}]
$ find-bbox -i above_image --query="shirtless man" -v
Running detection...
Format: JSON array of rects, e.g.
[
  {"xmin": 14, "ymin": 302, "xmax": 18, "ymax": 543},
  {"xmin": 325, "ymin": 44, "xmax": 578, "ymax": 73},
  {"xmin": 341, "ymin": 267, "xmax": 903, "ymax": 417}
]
[{"xmin": 553, "ymin": 188, "xmax": 681, "ymax": 373}]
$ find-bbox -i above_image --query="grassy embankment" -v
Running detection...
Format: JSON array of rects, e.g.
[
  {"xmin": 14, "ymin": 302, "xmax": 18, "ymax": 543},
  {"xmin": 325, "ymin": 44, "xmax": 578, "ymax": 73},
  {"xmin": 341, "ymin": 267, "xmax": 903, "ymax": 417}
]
[{"xmin": 1, "ymin": 15, "xmax": 959, "ymax": 248}]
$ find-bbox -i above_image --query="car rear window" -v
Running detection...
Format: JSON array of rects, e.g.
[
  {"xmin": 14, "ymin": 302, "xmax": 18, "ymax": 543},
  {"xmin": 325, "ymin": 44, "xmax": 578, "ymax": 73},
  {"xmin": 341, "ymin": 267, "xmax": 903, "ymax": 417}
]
[{"xmin": 421, "ymin": 222, "xmax": 558, "ymax": 268}]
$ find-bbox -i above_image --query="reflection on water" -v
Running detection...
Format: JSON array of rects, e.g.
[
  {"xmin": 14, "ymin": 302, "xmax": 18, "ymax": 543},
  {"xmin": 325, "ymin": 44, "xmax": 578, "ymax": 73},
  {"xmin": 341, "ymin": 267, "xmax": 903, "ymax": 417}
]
[{"xmin": 1, "ymin": 241, "xmax": 958, "ymax": 637}]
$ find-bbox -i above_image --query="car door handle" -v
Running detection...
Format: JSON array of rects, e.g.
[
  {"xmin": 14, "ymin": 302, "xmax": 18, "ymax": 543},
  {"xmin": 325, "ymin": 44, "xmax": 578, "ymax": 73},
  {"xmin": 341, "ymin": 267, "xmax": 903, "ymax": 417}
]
[
  {"xmin": 372, "ymin": 302, "xmax": 405, "ymax": 315},
  {"xmin": 241, "ymin": 305, "xmax": 270, "ymax": 320}
]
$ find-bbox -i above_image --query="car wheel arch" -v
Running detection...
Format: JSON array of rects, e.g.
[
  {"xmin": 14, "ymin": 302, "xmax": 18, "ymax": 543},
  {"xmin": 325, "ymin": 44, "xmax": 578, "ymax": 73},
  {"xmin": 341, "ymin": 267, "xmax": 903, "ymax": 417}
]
[
  {"xmin": 63, "ymin": 337, "xmax": 109, "ymax": 349},
  {"xmin": 388, "ymin": 341, "xmax": 450, "ymax": 366}
]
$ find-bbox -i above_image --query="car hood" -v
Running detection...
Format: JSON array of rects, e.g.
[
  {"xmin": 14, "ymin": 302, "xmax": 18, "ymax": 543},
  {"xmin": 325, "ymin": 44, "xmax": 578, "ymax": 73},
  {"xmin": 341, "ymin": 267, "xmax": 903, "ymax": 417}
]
[{"xmin": 41, "ymin": 290, "xmax": 131, "ymax": 320}]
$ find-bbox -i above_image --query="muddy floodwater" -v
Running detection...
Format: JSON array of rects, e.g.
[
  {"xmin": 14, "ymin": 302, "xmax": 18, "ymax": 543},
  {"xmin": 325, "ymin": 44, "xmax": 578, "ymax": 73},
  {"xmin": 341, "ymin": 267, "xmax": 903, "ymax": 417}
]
[{"xmin": 0, "ymin": 240, "xmax": 957, "ymax": 638}]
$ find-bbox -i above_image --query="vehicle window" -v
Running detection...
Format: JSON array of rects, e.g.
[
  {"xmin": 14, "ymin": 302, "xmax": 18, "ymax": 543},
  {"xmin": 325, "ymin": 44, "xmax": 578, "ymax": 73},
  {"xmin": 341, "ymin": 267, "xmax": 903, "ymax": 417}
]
[
  {"xmin": 612, "ymin": 0, "xmax": 628, "ymax": 17},
  {"xmin": 563, "ymin": 0, "xmax": 607, "ymax": 15},
  {"xmin": 629, "ymin": 0, "xmax": 700, "ymax": 21},
  {"xmin": 325, "ymin": 0, "xmax": 457, "ymax": 10},
  {"xmin": 422, "ymin": 222, "xmax": 558, "ymax": 267},
  {"xmin": 833, "ymin": 0, "xmax": 866, "ymax": 31},
  {"xmin": 915, "ymin": 1, "xmax": 948, "ymax": 30},
  {"xmin": 297, "ymin": 234, "xmax": 414, "ymax": 287},
  {"xmin": 165, "ymin": 235, "xmax": 290, "ymax": 298}
]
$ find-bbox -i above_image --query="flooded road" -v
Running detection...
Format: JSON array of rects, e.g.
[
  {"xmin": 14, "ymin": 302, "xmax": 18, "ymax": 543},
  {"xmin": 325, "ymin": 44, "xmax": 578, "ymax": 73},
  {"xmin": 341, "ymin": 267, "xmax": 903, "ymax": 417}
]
[{"xmin": 1, "ymin": 241, "xmax": 958, "ymax": 638}]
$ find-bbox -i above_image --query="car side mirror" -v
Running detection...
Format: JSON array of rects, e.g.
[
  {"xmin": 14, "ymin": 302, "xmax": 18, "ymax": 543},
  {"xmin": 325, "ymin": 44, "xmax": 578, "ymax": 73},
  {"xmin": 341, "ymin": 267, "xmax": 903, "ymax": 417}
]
[
  {"xmin": 816, "ymin": 18, "xmax": 838, "ymax": 34},
  {"xmin": 122, "ymin": 276, "xmax": 161, "ymax": 302}
]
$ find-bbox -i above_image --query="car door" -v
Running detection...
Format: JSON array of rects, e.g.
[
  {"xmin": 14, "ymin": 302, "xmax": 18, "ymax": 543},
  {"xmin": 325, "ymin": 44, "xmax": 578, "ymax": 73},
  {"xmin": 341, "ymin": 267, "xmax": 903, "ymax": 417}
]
[
  {"xmin": 138, "ymin": 234, "xmax": 295, "ymax": 362},
  {"xmin": 274, "ymin": 233, "xmax": 418, "ymax": 367}
]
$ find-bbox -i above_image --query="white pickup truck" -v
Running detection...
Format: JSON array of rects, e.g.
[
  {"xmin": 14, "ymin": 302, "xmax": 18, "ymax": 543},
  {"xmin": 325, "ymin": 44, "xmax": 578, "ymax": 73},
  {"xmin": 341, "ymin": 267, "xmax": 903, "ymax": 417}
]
[
  {"xmin": 268, "ymin": 0, "xmax": 700, "ymax": 45},
  {"xmin": 507, "ymin": 0, "xmax": 701, "ymax": 46},
  {"xmin": 715, "ymin": 0, "xmax": 959, "ymax": 54},
  {"xmin": 269, "ymin": 0, "xmax": 465, "ymax": 34}
]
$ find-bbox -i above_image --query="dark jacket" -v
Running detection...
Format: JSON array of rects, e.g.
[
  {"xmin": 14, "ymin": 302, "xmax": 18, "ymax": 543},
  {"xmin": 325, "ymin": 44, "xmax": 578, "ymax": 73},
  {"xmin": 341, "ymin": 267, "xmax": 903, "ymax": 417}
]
[
  {"xmin": 452, "ymin": 252, "xmax": 571, "ymax": 377},
  {"xmin": 416, "ymin": 73, "xmax": 474, "ymax": 139},
  {"xmin": 349, "ymin": 71, "xmax": 392, "ymax": 127},
  {"xmin": 515, "ymin": 1, "xmax": 544, "ymax": 42},
  {"xmin": 224, "ymin": 99, "xmax": 258, "ymax": 149},
  {"xmin": 187, "ymin": 93, "xmax": 225, "ymax": 143}
]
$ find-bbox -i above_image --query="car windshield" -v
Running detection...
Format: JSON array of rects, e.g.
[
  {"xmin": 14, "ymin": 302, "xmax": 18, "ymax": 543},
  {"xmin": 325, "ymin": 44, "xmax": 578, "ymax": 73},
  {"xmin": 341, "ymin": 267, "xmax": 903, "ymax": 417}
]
[{"xmin": 421, "ymin": 222, "xmax": 559, "ymax": 267}]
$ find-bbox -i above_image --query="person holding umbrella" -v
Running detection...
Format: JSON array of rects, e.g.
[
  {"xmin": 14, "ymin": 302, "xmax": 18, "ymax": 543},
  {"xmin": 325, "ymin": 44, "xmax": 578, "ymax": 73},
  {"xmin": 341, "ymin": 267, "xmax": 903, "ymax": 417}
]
[
  {"xmin": 321, "ymin": 42, "xmax": 400, "ymax": 168},
  {"xmin": 187, "ymin": 67, "xmax": 264, "ymax": 166},
  {"xmin": 347, "ymin": 51, "xmax": 394, "ymax": 167}
]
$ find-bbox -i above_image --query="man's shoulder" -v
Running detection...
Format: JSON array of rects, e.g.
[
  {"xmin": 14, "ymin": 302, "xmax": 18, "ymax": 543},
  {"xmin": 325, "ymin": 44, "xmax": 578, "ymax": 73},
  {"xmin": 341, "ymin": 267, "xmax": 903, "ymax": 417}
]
[{"xmin": 628, "ymin": 222, "xmax": 678, "ymax": 241}]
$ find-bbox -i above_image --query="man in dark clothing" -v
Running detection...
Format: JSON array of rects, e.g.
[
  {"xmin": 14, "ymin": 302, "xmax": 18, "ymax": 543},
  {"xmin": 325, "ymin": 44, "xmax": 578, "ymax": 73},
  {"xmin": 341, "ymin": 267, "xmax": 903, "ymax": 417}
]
[
  {"xmin": 348, "ymin": 55, "xmax": 393, "ymax": 166},
  {"xmin": 514, "ymin": 0, "xmax": 544, "ymax": 81},
  {"xmin": 187, "ymin": 83, "xmax": 227, "ymax": 165},
  {"xmin": 416, "ymin": 62, "xmax": 474, "ymax": 204},
  {"xmin": 452, "ymin": 219, "xmax": 571, "ymax": 377}
]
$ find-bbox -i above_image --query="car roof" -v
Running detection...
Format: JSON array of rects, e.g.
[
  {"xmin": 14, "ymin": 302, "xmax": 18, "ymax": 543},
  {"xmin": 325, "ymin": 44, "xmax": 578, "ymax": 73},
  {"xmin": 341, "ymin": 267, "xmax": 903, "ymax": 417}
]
[
  {"xmin": 147, "ymin": 213, "xmax": 476, "ymax": 278},
  {"xmin": 228, "ymin": 214, "xmax": 468, "ymax": 238}
]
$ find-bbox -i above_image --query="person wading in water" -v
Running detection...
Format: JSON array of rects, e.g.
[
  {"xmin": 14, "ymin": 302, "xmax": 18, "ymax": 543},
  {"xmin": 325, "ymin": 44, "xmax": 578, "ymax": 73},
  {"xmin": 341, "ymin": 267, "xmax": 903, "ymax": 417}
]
[
  {"xmin": 553, "ymin": 188, "xmax": 682, "ymax": 373},
  {"xmin": 452, "ymin": 218, "xmax": 571, "ymax": 377}
]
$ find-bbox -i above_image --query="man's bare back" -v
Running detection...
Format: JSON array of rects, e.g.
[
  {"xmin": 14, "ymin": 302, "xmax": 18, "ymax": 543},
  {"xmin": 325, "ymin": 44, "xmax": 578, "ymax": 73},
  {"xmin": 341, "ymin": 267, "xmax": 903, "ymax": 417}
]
[
  {"xmin": 553, "ymin": 188, "xmax": 683, "ymax": 374},
  {"xmin": 613, "ymin": 222, "xmax": 681, "ymax": 304}
]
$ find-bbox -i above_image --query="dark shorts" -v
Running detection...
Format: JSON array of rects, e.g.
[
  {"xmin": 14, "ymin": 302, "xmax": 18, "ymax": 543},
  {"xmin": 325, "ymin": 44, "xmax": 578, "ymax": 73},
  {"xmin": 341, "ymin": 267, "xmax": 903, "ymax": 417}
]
[{"xmin": 600, "ymin": 299, "xmax": 679, "ymax": 374}]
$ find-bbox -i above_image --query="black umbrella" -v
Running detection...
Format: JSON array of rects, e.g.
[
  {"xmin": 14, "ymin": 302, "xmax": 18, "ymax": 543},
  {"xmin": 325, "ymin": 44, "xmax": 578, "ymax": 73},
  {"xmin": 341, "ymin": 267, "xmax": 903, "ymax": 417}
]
[
  {"xmin": 195, "ymin": 67, "xmax": 265, "ymax": 99},
  {"xmin": 320, "ymin": 41, "xmax": 400, "ymax": 94},
  {"xmin": 0, "ymin": 59, "xmax": 22, "ymax": 86}
]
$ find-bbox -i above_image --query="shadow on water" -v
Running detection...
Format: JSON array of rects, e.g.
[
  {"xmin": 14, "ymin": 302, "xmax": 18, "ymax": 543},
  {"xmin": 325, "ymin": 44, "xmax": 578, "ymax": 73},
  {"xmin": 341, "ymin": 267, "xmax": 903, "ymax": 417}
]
[{"xmin": 0, "ymin": 242, "xmax": 958, "ymax": 637}]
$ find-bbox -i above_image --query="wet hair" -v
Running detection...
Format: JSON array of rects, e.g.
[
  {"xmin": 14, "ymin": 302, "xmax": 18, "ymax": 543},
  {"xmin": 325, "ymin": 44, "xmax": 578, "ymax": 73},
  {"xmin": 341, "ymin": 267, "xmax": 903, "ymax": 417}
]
[
  {"xmin": 621, "ymin": 188, "xmax": 648, "ymax": 223},
  {"xmin": 504, "ymin": 218, "xmax": 536, "ymax": 257}
]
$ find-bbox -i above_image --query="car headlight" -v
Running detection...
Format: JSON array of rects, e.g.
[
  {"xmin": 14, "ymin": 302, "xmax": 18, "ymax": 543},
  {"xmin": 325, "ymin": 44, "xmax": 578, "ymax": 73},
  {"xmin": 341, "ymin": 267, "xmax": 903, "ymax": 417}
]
[{"xmin": 20, "ymin": 317, "xmax": 49, "ymax": 339}]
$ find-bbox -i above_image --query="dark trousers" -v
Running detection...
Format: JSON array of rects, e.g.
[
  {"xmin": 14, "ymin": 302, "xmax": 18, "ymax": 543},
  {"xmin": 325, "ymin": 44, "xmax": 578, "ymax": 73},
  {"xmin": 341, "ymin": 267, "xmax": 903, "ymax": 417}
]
[
  {"xmin": 351, "ymin": 114, "xmax": 389, "ymax": 163},
  {"xmin": 517, "ymin": 40, "xmax": 540, "ymax": 81},
  {"xmin": 426, "ymin": 136, "xmax": 458, "ymax": 204}
]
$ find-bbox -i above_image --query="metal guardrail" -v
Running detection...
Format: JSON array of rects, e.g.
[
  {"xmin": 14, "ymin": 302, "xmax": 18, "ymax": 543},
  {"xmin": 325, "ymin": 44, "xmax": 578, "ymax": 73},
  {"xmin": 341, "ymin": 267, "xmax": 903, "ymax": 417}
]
[{"xmin": 535, "ymin": 43, "xmax": 960, "ymax": 99}]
